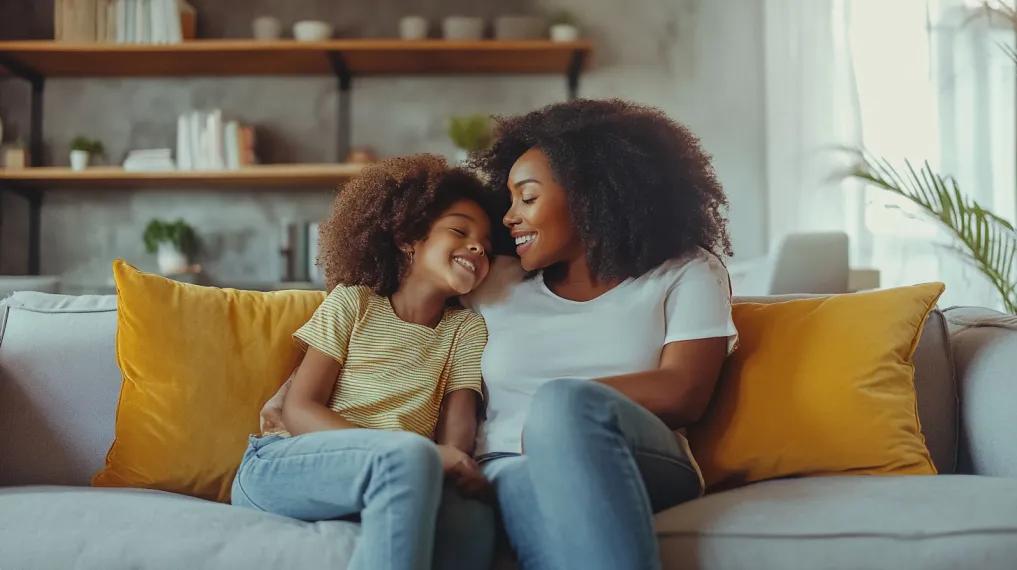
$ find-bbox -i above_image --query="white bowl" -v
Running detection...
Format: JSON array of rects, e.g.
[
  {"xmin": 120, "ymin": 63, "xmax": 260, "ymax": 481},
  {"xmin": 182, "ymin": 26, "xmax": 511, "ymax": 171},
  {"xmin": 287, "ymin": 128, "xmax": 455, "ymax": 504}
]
[
  {"xmin": 443, "ymin": 16, "xmax": 484, "ymax": 41},
  {"xmin": 293, "ymin": 20, "xmax": 333, "ymax": 42},
  {"xmin": 550, "ymin": 23, "xmax": 579, "ymax": 42}
]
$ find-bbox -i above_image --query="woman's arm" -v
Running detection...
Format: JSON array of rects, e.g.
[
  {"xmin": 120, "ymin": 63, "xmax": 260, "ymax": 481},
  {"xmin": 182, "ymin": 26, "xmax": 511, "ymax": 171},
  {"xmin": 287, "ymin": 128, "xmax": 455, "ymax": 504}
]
[
  {"xmin": 598, "ymin": 337, "xmax": 728, "ymax": 429},
  {"xmin": 281, "ymin": 347, "xmax": 358, "ymax": 436}
]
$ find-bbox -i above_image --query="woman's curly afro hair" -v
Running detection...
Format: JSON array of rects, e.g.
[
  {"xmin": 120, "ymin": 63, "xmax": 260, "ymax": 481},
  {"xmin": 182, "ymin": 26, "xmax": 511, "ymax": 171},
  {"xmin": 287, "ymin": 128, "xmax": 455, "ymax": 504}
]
[
  {"xmin": 318, "ymin": 154, "xmax": 503, "ymax": 295},
  {"xmin": 471, "ymin": 98, "xmax": 732, "ymax": 280}
]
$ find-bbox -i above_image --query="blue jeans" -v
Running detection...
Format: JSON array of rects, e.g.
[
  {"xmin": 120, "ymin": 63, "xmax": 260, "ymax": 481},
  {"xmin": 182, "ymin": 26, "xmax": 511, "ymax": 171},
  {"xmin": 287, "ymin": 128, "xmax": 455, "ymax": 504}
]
[
  {"xmin": 232, "ymin": 429, "xmax": 444, "ymax": 570},
  {"xmin": 434, "ymin": 379, "xmax": 704, "ymax": 570}
]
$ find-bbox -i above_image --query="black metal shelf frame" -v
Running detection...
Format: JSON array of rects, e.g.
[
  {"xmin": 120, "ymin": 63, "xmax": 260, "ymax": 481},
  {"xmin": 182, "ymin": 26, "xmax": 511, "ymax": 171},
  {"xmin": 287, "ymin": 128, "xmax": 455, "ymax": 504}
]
[{"xmin": 0, "ymin": 47, "xmax": 586, "ymax": 275}]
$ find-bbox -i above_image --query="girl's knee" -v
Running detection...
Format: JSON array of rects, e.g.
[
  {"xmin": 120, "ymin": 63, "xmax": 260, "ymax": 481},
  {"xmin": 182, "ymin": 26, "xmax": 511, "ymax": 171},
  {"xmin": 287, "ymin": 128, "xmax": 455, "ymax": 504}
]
[{"xmin": 378, "ymin": 432, "xmax": 443, "ymax": 485}]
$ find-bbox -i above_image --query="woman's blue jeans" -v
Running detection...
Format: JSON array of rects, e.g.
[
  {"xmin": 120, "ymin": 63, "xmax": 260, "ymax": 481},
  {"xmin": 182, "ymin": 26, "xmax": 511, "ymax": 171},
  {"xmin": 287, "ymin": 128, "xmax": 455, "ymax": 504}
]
[
  {"xmin": 231, "ymin": 429, "xmax": 444, "ymax": 570},
  {"xmin": 434, "ymin": 378, "xmax": 704, "ymax": 570}
]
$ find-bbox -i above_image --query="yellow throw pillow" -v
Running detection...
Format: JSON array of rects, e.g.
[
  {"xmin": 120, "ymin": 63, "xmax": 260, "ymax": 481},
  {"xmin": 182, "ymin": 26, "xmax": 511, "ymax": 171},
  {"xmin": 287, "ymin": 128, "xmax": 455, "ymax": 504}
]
[
  {"xmin": 687, "ymin": 282, "xmax": 944, "ymax": 491},
  {"xmin": 92, "ymin": 260, "xmax": 325, "ymax": 502}
]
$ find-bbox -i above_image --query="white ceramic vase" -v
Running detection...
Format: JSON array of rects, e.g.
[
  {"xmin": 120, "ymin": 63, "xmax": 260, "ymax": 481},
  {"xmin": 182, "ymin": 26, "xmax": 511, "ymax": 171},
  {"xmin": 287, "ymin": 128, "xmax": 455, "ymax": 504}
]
[
  {"xmin": 156, "ymin": 242, "xmax": 189, "ymax": 275},
  {"xmin": 252, "ymin": 16, "xmax": 282, "ymax": 40},
  {"xmin": 69, "ymin": 149, "xmax": 89, "ymax": 171}
]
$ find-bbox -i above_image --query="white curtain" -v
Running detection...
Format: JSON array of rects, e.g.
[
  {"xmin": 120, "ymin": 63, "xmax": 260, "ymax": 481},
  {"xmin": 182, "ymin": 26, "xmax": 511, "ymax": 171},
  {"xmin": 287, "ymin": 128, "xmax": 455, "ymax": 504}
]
[{"xmin": 763, "ymin": 0, "xmax": 1015, "ymax": 310}]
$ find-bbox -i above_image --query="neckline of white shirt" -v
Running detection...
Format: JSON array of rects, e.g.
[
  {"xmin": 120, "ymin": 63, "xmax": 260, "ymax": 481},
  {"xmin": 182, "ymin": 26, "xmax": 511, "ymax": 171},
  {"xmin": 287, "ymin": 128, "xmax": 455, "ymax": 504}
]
[{"xmin": 536, "ymin": 271, "xmax": 635, "ymax": 305}]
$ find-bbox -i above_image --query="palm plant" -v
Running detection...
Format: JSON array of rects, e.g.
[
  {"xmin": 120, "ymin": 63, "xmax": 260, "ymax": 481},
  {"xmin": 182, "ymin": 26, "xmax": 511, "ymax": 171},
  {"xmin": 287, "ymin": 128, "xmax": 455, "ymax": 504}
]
[
  {"xmin": 851, "ymin": 153, "xmax": 1016, "ymax": 313},
  {"xmin": 850, "ymin": 2, "xmax": 1017, "ymax": 313}
]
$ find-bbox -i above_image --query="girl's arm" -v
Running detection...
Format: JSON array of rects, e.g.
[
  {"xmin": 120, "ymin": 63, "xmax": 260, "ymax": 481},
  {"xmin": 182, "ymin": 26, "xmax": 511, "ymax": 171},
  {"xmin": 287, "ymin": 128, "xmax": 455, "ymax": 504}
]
[
  {"xmin": 434, "ymin": 389, "xmax": 481, "ymax": 454},
  {"xmin": 434, "ymin": 389, "xmax": 491, "ymax": 498},
  {"xmin": 598, "ymin": 337, "xmax": 728, "ymax": 429},
  {"xmin": 281, "ymin": 347, "xmax": 358, "ymax": 435}
]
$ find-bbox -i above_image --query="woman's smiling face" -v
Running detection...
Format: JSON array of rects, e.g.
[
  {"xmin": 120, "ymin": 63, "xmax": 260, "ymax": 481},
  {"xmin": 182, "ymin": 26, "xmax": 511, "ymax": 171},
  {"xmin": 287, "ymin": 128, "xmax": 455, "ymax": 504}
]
[{"xmin": 502, "ymin": 147, "xmax": 583, "ymax": 272}]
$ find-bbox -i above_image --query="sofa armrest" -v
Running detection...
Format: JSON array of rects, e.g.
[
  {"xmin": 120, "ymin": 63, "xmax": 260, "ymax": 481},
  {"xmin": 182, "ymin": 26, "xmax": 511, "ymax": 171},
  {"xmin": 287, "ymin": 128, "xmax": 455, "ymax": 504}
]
[{"xmin": 946, "ymin": 307, "xmax": 1017, "ymax": 477}]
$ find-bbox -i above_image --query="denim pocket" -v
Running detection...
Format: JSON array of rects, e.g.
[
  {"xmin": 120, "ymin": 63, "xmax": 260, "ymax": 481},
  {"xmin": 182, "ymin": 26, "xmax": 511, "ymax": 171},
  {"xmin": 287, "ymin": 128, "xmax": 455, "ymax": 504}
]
[{"xmin": 247, "ymin": 433, "xmax": 284, "ymax": 453}]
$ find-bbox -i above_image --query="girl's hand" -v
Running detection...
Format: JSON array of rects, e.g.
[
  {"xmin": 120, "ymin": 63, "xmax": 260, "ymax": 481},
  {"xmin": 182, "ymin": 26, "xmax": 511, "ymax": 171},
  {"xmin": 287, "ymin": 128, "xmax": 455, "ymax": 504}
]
[
  {"xmin": 260, "ymin": 379, "xmax": 291, "ymax": 433},
  {"xmin": 436, "ymin": 444, "xmax": 493, "ymax": 500}
]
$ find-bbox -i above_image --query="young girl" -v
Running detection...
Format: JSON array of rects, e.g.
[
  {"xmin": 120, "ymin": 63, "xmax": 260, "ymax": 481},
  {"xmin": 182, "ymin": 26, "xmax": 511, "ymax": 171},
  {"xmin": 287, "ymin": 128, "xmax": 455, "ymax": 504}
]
[{"xmin": 231, "ymin": 154, "xmax": 501, "ymax": 570}]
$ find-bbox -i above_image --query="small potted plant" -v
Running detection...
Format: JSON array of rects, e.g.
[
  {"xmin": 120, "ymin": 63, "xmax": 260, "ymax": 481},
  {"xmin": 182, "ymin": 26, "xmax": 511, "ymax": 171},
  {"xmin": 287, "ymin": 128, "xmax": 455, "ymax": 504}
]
[
  {"xmin": 548, "ymin": 10, "xmax": 580, "ymax": 42},
  {"xmin": 69, "ymin": 136, "xmax": 104, "ymax": 171},
  {"xmin": 143, "ymin": 218, "xmax": 199, "ymax": 274},
  {"xmin": 447, "ymin": 114, "xmax": 493, "ymax": 163}
]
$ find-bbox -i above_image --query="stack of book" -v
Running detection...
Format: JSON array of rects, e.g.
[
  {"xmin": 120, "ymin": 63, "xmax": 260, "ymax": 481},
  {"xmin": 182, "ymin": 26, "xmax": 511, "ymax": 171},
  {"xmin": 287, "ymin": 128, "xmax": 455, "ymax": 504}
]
[
  {"xmin": 55, "ymin": 0, "xmax": 196, "ymax": 44},
  {"xmin": 123, "ymin": 148, "xmax": 175, "ymax": 171},
  {"xmin": 175, "ymin": 110, "xmax": 258, "ymax": 171}
]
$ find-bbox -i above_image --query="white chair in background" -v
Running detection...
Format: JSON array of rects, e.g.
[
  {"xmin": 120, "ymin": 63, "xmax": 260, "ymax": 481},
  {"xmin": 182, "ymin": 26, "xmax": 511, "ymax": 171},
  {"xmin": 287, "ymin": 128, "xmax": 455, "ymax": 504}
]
[{"xmin": 729, "ymin": 232, "xmax": 853, "ymax": 296}]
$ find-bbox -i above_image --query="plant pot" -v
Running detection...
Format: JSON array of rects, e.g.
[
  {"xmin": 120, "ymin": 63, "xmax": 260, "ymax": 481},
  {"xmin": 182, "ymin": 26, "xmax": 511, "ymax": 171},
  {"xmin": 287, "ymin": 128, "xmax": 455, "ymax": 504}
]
[
  {"xmin": 70, "ymin": 149, "xmax": 90, "ymax": 171},
  {"xmin": 550, "ymin": 24, "xmax": 579, "ymax": 42},
  {"xmin": 156, "ymin": 242, "xmax": 189, "ymax": 275}
]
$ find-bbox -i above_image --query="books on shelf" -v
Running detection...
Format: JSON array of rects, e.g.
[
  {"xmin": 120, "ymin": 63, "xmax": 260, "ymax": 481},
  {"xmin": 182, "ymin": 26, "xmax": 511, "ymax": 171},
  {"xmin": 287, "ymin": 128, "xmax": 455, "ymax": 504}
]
[
  {"xmin": 55, "ymin": 0, "xmax": 195, "ymax": 44},
  {"xmin": 123, "ymin": 148, "xmax": 175, "ymax": 171},
  {"xmin": 279, "ymin": 221, "xmax": 325, "ymax": 285},
  {"xmin": 175, "ymin": 109, "xmax": 258, "ymax": 172}
]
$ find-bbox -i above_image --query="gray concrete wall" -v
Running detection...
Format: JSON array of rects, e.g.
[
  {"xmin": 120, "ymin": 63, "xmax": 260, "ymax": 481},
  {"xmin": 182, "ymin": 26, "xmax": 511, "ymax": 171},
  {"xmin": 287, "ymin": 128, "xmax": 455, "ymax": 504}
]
[{"xmin": 0, "ymin": 0, "xmax": 767, "ymax": 291}]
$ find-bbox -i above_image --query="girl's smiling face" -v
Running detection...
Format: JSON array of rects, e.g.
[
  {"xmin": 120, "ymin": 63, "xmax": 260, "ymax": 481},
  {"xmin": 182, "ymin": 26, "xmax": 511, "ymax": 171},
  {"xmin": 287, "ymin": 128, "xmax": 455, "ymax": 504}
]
[{"xmin": 407, "ymin": 199, "xmax": 493, "ymax": 296}]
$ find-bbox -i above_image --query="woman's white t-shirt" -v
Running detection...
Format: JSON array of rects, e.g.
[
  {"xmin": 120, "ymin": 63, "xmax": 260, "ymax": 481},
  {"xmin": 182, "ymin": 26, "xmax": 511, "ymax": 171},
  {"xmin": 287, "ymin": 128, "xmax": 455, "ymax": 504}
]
[{"xmin": 464, "ymin": 248, "xmax": 739, "ymax": 455}]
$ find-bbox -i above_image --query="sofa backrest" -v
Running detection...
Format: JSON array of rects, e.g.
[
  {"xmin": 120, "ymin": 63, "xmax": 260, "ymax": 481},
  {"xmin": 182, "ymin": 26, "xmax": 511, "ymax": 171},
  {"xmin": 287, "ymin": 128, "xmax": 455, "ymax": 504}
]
[
  {"xmin": 0, "ymin": 292, "xmax": 120, "ymax": 486},
  {"xmin": 0, "ymin": 291, "xmax": 958, "ymax": 487}
]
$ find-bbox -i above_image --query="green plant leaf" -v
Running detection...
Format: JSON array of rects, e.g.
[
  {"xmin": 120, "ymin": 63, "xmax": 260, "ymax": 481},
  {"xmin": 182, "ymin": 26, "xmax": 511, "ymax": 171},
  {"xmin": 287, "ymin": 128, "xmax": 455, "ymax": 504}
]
[{"xmin": 851, "ymin": 151, "xmax": 1017, "ymax": 313}]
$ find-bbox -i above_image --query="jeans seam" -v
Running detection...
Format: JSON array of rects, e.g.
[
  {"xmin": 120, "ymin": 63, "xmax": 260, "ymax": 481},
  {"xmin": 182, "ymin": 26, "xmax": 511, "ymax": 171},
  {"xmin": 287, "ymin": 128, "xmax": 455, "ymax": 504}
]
[
  {"xmin": 251, "ymin": 444, "xmax": 378, "ymax": 462},
  {"xmin": 630, "ymin": 446, "xmax": 699, "ymax": 475},
  {"xmin": 234, "ymin": 460, "xmax": 269, "ymax": 512},
  {"xmin": 606, "ymin": 399, "xmax": 659, "ymax": 570}
]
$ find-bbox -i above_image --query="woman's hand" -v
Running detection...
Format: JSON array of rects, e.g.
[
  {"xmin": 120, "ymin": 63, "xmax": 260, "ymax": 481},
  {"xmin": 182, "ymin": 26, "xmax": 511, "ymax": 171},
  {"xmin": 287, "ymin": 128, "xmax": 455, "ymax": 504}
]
[{"xmin": 437, "ymin": 444, "xmax": 493, "ymax": 499}]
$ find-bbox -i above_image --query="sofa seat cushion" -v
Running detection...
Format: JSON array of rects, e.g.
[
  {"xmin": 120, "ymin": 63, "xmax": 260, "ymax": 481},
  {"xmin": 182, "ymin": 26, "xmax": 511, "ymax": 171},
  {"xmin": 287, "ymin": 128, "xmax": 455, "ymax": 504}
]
[
  {"xmin": 657, "ymin": 475, "xmax": 1017, "ymax": 569},
  {"xmin": 0, "ymin": 486, "xmax": 359, "ymax": 569}
]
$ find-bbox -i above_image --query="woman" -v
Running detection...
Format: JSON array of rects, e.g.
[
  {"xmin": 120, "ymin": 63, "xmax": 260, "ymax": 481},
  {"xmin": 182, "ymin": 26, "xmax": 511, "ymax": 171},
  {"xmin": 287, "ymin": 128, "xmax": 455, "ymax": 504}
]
[
  {"xmin": 444, "ymin": 98, "xmax": 737, "ymax": 570},
  {"xmin": 263, "ymin": 99, "xmax": 737, "ymax": 570}
]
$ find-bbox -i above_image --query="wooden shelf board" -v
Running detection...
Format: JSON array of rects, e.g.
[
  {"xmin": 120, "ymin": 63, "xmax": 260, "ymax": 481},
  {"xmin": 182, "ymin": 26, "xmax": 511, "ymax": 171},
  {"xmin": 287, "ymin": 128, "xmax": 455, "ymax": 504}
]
[
  {"xmin": 0, "ymin": 39, "xmax": 592, "ymax": 77},
  {"xmin": 0, "ymin": 163, "xmax": 365, "ymax": 189}
]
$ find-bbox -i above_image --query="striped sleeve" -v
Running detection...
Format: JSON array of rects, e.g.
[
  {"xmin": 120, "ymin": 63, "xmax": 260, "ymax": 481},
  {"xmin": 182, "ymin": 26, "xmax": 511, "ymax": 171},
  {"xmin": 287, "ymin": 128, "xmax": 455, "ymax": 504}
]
[
  {"xmin": 292, "ymin": 285, "xmax": 363, "ymax": 364},
  {"xmin": 444, "ymin": 311, "xmax": 487, "ymax": 398}
]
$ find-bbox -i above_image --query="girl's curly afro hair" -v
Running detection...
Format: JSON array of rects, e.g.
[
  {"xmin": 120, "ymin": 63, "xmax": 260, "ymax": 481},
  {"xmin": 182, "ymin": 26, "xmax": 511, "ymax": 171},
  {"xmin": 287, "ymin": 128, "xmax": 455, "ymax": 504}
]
[
  {"xmin": 471, "ymin": 98, "xmax": 732, "ymax": 280},
  {"xmin": 318, "ymin": 154, "xmax": 504, "ymax": 295}
]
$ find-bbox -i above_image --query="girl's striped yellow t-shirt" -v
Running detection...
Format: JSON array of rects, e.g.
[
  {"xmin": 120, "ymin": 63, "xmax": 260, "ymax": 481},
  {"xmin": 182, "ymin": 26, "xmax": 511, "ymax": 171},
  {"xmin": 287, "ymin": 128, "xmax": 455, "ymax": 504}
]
[{"xmin": 275, "ymin": 284, "xmax": 486, "ymax": 438}]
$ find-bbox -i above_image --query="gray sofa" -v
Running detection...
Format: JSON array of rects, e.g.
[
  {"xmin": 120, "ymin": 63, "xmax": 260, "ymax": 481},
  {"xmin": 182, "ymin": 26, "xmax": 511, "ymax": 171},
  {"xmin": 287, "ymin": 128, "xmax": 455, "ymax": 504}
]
[{"xmin": 1, "ymin": 290, "xmax": 1016, "ymax": 569}]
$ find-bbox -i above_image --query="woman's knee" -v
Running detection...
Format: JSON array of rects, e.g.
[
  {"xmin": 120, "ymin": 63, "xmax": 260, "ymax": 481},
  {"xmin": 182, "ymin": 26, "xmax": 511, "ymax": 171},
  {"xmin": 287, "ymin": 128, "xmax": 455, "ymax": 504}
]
[{"xmin": 524, "ymin": 379, "xmax": 613, "ymax": 441}]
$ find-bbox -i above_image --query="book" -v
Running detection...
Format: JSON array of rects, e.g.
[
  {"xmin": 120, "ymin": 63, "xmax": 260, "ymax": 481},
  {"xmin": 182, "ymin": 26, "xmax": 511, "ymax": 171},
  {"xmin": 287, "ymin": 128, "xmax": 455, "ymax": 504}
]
[
  {"xmin": 115, "ymin": 0, "xmax": 126, "ymax": 43},
  {"xmin": 189, "ymin": 111, "xmax": 202, "ymax": 168},
  {"xmin": 61, "ymin": 0, "xmax": 98, "ymax": 42},
  {"xmin": 55, "ymin": 0, "xmax": 64, "ymax": 40},
  {"xmin": 224, "ymin": 120, "xmax": 239, "ymax": 170},
  {"xmin": 307, "ymin": 222, "xmax": 323, "ymax": 285},
  {"xmin": 124, "ymin": 0, "xmax": 134, "ymax": 43},
  {"xmin": 167, "ymin": 0, "xmax": 184, "ymax": 42},
  {"xmin": 123, "ymin": 148, "xmax": 175, "ymax": 172},
  {"xmin": 175, "ymin": 114, "xmax": 191, "ymax": 170}
]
